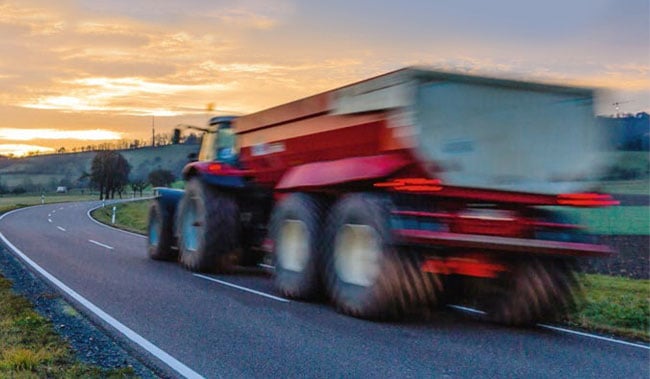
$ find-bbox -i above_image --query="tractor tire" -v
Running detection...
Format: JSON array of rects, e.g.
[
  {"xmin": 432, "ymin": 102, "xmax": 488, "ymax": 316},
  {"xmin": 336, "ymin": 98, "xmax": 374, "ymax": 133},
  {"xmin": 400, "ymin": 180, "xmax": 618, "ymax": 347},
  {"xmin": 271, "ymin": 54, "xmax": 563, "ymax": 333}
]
[
  {"xmin": 481, "ymin": 258, "xmax": 581, "ymax": 326},
  {"xmin": 270, "ymin": 193, "xmax": 324, "ymax": 300},
  {"xmin": 176, "ymin": 178, "xmax": 240, "ymax": 272},
  {"xmin": 147, "ymin": 200, "xmax": 177, "ymax": 261},
  {"xmin": 323, "ymin": 193, "xmax": 441, "ymax": 320}
]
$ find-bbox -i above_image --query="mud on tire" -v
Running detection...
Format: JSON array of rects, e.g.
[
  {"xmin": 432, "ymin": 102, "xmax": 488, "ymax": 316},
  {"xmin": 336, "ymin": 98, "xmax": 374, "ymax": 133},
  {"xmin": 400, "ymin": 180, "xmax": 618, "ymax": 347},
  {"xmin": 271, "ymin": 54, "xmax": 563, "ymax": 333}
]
[
  {"xmin": 482, "ymin": 258, "xmax": 581, "ymax": 326},
  {"xmin": 270, "ymin": 193, "xmax": 325, "ymax": 300},
  {"xmin": 176, "ymin": 178, "xmax": 241, "ymax": 272},
  {"xmin": 324, "ymin": 193, "xmax": 441, "ymax": 320},
  {"xmin": 147, "ymin": 200, "xmax": 177, "ymax": 261}
]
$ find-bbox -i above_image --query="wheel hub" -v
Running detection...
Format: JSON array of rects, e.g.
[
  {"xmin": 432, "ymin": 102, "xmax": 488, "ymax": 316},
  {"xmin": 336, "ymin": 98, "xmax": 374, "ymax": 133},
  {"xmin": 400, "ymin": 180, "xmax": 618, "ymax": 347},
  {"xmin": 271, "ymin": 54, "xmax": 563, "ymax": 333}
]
[
  {"xmin": 277, "ymin": 220, "xmax": 309, "ymax": 272},
  {"xmin": 334, "ymin": 224, "xmax": 381, "ymax": 287}
]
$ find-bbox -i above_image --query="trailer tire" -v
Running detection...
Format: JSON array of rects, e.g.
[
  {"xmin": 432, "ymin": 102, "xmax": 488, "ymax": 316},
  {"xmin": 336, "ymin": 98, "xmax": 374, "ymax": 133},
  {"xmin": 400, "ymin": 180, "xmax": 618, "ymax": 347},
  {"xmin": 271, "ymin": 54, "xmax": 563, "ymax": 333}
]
[
  {"xmin": 483, "ymin": 258, "xmax": 581, "ymax": 326},
  {"xmin": 324, "ymin": 193, "xmax": 441, "ymax": 320},
  {"xmin": 176, "ymin": 178, "xmax": 240, "ymax": 272},
  {"xmin": 147, "ymin": 200, "xmax": 177, "ymax": 261},
  {"xmin": 270, "ymin": 193, "xmax": 325, "ymax": 299}
]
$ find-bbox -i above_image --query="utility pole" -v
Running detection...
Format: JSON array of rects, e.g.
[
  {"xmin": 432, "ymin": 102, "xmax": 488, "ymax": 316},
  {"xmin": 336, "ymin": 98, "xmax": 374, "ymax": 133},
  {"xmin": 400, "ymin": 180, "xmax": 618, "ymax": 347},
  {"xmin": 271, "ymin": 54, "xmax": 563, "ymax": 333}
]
[{"xmin": 151, "ymin": 115, "xmax": 155, "ymax": 146}]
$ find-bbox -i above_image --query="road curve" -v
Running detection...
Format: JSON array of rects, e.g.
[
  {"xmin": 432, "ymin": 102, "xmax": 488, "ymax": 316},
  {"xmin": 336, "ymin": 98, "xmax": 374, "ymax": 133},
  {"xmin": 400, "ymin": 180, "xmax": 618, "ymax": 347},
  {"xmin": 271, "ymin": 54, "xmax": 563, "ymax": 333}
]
[{"xmin": 0, "ymin": 201, "xmax": 648, "ymax": 378}]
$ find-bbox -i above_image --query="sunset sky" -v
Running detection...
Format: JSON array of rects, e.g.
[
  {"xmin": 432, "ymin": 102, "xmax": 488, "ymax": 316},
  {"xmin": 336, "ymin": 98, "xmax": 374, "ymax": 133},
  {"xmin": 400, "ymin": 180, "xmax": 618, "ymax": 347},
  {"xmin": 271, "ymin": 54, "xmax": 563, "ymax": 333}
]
[{"xmin": 0, "ymin": 0, "xmax": 648, "ymax": 156}]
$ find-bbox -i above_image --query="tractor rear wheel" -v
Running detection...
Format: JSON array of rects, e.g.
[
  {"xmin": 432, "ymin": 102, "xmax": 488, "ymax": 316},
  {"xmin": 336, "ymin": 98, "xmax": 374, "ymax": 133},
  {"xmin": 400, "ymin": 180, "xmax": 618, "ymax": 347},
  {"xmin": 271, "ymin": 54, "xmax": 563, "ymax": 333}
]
[
  {"xmin": 176, "ymin": 178, "xmax": 240, "ymax": 272},
  {"xmin": 147, "ymin": 200, "xmax": 177, "ymax": 261},
  {"xmin": 270, "ymin": 193, "xmax": 325, "ymax": 299},
  {"xmin": 324, "ymin": 193, "xmax": 441, "ymax": 320}
]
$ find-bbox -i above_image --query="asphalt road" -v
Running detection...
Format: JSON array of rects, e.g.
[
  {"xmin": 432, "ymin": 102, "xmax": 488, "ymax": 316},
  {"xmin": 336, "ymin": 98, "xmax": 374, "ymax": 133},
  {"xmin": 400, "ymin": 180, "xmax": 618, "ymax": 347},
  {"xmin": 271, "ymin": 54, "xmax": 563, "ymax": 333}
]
[{"xmin": 0, "ymin": 201, "xmax": 648, "ymax": 378}]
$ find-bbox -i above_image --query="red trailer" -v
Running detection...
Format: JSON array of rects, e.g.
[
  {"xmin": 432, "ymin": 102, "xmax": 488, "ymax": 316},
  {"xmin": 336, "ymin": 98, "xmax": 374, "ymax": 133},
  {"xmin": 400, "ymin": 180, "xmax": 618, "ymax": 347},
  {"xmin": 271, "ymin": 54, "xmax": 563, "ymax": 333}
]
[{"xmin": 148, "ymin": 67, "xmax": 616, "ymax": 324}]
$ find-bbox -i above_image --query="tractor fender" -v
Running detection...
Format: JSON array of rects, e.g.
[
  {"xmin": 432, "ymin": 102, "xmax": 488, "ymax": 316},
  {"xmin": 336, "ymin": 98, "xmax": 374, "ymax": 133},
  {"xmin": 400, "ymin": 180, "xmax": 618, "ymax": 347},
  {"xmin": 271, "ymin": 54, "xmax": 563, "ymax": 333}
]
[
  {"xmin": 154, "ymin": 187, "xmax": 185, "ymax": 214},
  {"xmin": 275, "ymin": 153, "xmax": 412, "ymax": 192}
]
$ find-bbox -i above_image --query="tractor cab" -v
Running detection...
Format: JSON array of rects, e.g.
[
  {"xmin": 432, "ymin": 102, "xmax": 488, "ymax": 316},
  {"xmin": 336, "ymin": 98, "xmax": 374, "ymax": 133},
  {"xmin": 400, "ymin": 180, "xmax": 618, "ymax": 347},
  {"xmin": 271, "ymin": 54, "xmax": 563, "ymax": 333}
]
[{"xmin": 198, "ymin": 116, "xmax": 238, "ymax": 164}]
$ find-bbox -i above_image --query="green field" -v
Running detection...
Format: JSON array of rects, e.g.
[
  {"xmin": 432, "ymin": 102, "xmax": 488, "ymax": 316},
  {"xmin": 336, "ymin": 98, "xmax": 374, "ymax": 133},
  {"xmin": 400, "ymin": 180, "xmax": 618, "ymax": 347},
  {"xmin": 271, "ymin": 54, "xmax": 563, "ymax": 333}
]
[
  {"xmin": 568, "ymin": 206, "xmax": 650, "ymax": 235},
  {"xmin": 0, "ymin": 193, "xmax": 97, "ymax": 213}
]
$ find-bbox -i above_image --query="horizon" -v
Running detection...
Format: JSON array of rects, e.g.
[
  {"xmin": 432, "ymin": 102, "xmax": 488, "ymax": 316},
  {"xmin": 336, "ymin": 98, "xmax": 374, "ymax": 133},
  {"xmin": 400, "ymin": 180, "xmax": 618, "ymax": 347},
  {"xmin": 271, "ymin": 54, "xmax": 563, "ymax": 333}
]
[{"xmin": 1, "ymin": 0, "xmax": 648, "ymax": 156}]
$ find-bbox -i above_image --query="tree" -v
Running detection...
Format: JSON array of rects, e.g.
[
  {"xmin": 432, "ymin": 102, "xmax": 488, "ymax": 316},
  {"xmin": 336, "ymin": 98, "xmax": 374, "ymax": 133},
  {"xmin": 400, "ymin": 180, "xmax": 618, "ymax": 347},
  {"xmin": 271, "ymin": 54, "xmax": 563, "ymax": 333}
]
[
  {"xmin": 90, "ymin": 151, "xmax": 131, "ymax": 200},
  {"xmin": 148, "ymin": 169, "xmax": 175, "ymax": 187},
  {"xmin": 130, "ymin": 176, "xmax": 148, "ymax": 197}
]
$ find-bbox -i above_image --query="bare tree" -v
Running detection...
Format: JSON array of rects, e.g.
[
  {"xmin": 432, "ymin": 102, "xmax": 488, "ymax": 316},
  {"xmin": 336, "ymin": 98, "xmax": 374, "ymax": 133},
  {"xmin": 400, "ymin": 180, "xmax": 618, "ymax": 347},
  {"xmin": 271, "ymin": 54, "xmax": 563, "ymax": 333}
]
[{"xmin": 90, "ymin": 151, "xmax": 131, "ymax": 200}]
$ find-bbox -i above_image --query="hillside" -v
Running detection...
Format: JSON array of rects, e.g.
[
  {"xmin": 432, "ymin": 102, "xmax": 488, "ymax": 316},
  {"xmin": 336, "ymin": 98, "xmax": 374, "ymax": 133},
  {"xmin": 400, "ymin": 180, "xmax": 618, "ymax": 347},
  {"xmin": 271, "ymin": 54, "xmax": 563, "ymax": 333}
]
[{"xmin": 0, "ymin": 144, "xmax": 199, "ymax": 191}]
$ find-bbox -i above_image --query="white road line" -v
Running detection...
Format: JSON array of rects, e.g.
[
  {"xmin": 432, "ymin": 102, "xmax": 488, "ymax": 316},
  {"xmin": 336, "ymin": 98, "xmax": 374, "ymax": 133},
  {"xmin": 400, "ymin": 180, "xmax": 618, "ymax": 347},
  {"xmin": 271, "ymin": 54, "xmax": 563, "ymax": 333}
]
[
  {"xmin": 59, "ymin": 207, "xmax": 64, "ymax": 210},
  {"xmin": 538, "ymin": 324, "xmax": 650, "ymax": 350},
  {"xmin": 193, "ymin": 274, "xmax": 290, "ymax": 303},
  {"xmin": 258, "ymin": 263, "xmax": 275, "ymax": 270},
  {"xmin": 447, "ymin": 304, "xmax": 485, "ymax": 315},
  {"xmin": 448, "ymin": 304, "xmax": 650, "ymax": 350},
  {"xmin": 48, "ymin": 213, "xmax": 52, "ymax": 217},
  {"xmin": 0, "ymin": 208, "xmax": 204, "ymax": 379},
  {"xmin": 52, "ymin": 210, "xmax": 56, "ymax": 213},
  {"xmin": 56, "ymin": 226, "xmax": 66, "ymax": 232},
  {"xmin": 88, "ymin": 240, "xmax": 114, "ymax": 250},
  {"xmin": 48, "ymin": 219, "xmax": 52, "ymax": 223}
]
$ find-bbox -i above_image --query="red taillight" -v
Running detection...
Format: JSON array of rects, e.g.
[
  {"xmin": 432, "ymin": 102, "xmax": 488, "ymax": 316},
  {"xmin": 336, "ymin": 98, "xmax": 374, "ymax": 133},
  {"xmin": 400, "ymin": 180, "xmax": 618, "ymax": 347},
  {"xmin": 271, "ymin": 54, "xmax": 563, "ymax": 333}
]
[
  {"xmin": 557, "ymin": 193, "xmax": 619, "ymax": 207},
  {"xmin": 374, "ymin": 178, "xmax": 443, "ymax": 192},
  {"xmin": 207, "ymin": 163, "xmax": 222, "ymax": 173}
]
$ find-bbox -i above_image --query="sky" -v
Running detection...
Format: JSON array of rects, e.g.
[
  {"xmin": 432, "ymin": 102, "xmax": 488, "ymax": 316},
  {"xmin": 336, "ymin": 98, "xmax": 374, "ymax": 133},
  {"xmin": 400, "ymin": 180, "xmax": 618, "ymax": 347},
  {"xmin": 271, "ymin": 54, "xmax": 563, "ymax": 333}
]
[{"xmin": 0, "ymin": 0, "xmax": 648, "ymax": 156}]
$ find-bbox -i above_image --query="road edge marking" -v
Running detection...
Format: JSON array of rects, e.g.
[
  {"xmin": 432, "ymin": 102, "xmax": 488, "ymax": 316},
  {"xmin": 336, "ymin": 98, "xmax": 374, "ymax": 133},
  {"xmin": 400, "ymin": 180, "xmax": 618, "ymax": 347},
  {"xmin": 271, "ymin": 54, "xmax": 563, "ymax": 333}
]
[
  {"xmin": 447, "ymin": 304, "xmax": 650, "ymax": 350},
  {"xmin": 538, "ymin": 324, "xmax": 650, "ymax": 350},
  {"xmin": 194, "ymin": 274, "xmax": 290, "ymax": 303},
  {"xmin": 0, "ymin": 207, "xmax": 205, "ymax": 379},
  {"xmin": 56, "ymin": 226, "xmax": 66, "ymax": 232}
]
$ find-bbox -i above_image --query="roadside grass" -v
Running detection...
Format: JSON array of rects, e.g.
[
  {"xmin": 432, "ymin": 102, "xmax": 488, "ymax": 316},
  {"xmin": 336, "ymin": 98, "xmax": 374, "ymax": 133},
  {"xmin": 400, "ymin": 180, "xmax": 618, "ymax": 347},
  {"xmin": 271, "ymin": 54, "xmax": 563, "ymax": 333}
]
[
  {"xmin": 568, "ymin": 274, "xmax": 649, "ymax": 342},
  {"xmin": 0, "ymin": 276, "xmax": 135, "ymax": 377},
  {"xmin": 92, "ymin": 200, "xmax": 150, "ymax": 234},
  {"xmin": 99, "ymin": 200, "xmax": 650, "ymax": 342}
]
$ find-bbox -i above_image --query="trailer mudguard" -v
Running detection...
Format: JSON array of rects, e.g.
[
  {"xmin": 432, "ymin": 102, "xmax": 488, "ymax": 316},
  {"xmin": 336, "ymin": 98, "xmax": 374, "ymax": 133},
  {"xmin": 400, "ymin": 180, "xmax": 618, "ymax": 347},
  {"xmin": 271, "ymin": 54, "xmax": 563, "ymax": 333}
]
[{"xmin": 275, "ymin": 153, "xmax": 412, "ymax": 191}]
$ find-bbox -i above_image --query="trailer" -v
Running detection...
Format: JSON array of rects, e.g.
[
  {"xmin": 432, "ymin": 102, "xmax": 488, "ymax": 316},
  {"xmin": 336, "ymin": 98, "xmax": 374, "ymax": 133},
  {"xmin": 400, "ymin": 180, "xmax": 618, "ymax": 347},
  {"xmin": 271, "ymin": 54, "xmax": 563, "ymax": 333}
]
[{"xmin": 147, "ymin": 67, "xmax": 616, "ymax": 324}]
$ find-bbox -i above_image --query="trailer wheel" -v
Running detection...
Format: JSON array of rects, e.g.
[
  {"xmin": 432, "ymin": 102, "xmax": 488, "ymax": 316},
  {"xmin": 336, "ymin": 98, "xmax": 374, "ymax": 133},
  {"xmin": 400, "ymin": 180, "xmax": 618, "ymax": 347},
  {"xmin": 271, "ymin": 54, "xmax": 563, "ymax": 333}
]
[
  {"xmin": 324, "ymin": 194, "xmax": 441, "ymax": 319},
  {"xmin": 270, "ymin": 193, "xmax": 324, "ymax": 299},
  {"xmin": 176, "ymin": 178, "xmax": 240, "ymax": 272},
  {"xmin": 482, "ymin": 258, "xmax": 580, "ymax": 326},
  {"xmin": 147, "ymin": 200, "xmax": 177, "ymax": 261}
]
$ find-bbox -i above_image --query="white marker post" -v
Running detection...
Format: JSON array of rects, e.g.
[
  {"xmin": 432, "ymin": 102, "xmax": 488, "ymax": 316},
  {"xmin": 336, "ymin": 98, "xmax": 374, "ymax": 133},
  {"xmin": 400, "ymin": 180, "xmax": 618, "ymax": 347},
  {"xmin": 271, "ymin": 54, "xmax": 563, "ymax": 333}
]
[
  {"xmin": 41, "ymin": 194, "xmax": 45, "ymax": 204},
  {"xmin": 111, "ymin": 206, "xmax": 116, "ymax": 224}
]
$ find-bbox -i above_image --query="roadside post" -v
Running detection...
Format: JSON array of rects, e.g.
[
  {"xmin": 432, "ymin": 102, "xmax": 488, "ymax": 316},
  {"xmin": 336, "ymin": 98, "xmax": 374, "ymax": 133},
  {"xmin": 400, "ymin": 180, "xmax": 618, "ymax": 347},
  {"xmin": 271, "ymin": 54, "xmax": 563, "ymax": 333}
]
[{"xmin": 111, "ymin": 206, "xmax": 116, "ymax": 224}]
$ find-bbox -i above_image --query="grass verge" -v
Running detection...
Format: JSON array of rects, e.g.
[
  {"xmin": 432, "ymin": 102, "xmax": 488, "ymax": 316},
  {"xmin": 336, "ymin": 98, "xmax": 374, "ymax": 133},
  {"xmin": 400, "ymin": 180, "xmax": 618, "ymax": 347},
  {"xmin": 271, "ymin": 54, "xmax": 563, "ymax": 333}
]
[
  {"xmin": 92, "ymin": 200, "xmax": 150, "ymax": 234},
  {"xmin": 99, "ymin": 199, "xmax": 650, "ymax": 342},
  {"xmin": 568, "ymin": 274, "xmax": 649, "ymax": 342},
  {"xmin": 0, "ymin": 276, "xmax": 135, "ymax": 377}
]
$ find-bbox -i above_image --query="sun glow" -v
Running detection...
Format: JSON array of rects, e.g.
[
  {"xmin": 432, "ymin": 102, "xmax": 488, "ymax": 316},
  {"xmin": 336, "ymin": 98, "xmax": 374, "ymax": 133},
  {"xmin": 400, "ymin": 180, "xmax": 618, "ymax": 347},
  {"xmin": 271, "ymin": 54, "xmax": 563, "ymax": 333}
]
[
  {"xmin": 0, "ymin": 144, "xmax": 54, "ymax": 157},
  {"xmin": 0, "ymin": 128, "xmax": 122, "ymax": 141}
]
